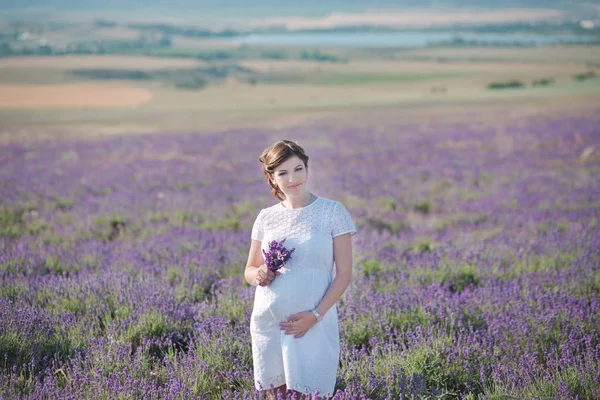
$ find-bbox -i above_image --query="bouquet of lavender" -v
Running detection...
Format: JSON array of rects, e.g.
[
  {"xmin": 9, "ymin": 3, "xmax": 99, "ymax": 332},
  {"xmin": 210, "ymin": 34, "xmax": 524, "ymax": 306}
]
[{"xmin": 262, "ymin": 239, "xmax": 295, "ymax": 274}]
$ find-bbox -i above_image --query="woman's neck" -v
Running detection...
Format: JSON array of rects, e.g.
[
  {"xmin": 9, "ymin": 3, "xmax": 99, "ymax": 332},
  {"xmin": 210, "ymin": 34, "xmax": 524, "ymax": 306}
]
[{"xmin": 282, "ymin": 191, "xmax": 314, "ymax": 209}]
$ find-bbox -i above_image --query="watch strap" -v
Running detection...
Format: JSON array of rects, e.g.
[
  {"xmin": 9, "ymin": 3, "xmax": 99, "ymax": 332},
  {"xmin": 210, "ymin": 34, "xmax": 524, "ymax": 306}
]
[{"xmin": 311, "ymin": 309, "xmax": 323, "ymax": 322}]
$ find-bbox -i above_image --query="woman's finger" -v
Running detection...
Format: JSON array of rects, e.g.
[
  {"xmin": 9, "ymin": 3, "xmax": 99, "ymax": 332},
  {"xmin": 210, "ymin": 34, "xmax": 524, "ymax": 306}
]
[{"xmin": 282, "ymin": 324, "xmax": 297, "ymax": 333}]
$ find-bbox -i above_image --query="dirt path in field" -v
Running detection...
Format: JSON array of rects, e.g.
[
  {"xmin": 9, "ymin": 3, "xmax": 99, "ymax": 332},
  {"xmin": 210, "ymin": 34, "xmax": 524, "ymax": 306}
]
[{"xmin": 0, "ymin": 84, "xmax": 153, "ymax": 109}]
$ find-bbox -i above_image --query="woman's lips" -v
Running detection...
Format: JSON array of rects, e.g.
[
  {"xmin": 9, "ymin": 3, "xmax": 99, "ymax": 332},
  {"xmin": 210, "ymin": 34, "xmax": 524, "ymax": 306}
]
[{"xmin": 288, "ymin": 183, "xmax": 301, "ymax": 189}]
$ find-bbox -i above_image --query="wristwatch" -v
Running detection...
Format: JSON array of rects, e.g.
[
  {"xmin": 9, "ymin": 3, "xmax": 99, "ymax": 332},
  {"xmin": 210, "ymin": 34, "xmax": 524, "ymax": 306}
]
[{"xmin": 311, "ymin": 309, "xmax": 323, "ymax": 322}]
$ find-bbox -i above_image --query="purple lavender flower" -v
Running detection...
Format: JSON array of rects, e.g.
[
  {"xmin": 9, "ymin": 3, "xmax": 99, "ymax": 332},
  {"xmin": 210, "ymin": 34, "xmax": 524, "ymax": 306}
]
[{"xmin": 262, "ymin": 239, "xmax": 295, "ymax": 273}]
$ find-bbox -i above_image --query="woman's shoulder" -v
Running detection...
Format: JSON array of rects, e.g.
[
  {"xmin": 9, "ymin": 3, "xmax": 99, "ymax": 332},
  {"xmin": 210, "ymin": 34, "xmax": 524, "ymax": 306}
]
[
  {"xmin": 317, "ymin": 196, "xmax": 337, "ymax": 205},
  {"xmin": 256, "ymin": 202, "xmax": 281, "ymax": 217},
  {"xmin": 318, "ymin": 196, "xmax": 347, "ymax": 209}
]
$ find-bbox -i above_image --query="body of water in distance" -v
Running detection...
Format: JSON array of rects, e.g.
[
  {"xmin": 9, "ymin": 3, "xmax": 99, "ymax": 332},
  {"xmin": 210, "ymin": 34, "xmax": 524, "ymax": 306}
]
[{"xmin": 229, "ymin": 31, "xmax": 598, "ymax": 48}]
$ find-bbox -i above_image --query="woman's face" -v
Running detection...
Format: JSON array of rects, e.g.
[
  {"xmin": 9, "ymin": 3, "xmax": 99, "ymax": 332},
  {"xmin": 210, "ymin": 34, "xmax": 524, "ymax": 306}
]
[{"xmin": 270, "ymin": 156, "xmax": 308, "ymax": 198}]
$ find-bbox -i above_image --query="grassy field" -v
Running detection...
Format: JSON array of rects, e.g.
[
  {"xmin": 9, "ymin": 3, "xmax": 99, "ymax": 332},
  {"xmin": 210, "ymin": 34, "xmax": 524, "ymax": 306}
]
[
  {"xmin": 0, "ymin": 55, "xmax": 207, "ymax": 70},
  {"xmin": 395, "ymin": 45, "xmax": 600, "ymax": 64},
  {"xmin": 0, "ymin": 46, "xmax": 598, "ymax": 144}
]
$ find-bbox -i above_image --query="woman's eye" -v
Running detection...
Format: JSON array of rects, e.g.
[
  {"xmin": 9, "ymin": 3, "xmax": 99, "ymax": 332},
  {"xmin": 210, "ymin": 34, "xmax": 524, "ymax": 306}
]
[{"xmin": 278, "ymin": 172, "xmax": 286, "ymax": 176}]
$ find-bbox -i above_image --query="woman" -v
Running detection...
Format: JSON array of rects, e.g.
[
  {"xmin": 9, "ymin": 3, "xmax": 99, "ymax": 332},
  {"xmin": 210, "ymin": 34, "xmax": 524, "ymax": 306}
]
[{"xmin": 244, "ymin": 140, "xmax": 356, "ymax": 399}]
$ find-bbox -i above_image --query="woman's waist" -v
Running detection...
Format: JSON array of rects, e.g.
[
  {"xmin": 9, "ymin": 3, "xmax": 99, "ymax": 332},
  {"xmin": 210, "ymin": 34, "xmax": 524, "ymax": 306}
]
[{"xmin": 255, "ymin": 268, "xmax": 331, "ymax": 299}]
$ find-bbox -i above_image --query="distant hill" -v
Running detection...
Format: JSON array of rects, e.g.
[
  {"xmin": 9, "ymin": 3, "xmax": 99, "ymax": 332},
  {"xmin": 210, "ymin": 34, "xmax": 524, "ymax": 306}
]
[{"xmin": 0, "ymin": 0, "xmax": 587, "ymax": 14}]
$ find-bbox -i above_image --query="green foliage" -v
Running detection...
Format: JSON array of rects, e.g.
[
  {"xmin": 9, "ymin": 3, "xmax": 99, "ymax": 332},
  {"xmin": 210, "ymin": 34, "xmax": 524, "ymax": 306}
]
[
  {"xmin": 459, "ymin": 306, "xmax": 488, "ymax": 331},
  {"xmin": 0, "ymin": 319, "xmax": 76, "ymax": 378},
  {"xmin": 429, "ymin": 179, "xmax": 453, "ymax": 196},
  {"xmin": 125, "ymin": 311, "xmax": 167, "ymax": 344},
  {"xmin": 413, "ymin": 200, "xmax": 432, "ymax": 214},
  {"xmin": 488, "ymin": 366, "xmax": 599, "ymax": 400},
  {"xmin": 123, "ymin": 309, "xmax": 193, "ymax": 359},
  {"xmin": 573, "ymin": 71, "xmax": 596, "ymax": 81},
  {"xmin": 487, "ymin": 80, "xmax": 525, "ymax": 90},
  {"xmin": 154, "ymin": 201, "xmax": 256, "ymax": 232},
  {"xmin": 408, "ymin": 237, "xmax": 438, "ymax": 255},
  {"xmin": 45, "ymin": 255, "xmax": 73, "ymax": 276},
  {"xmin": 125, "ymin": 311, "xmax": 168, "ymax": 356},
  {"xmin": 343, "ymin": 308, "xmax": 431, "ymax": 350},
  {"xmin": 343, "ymin": 340, "xmax": 478, "ymax": 398},
  {"xmin": 191, "ymin": 326, "xmax": 253, "ymax": 396},
  {"xmin": 0, "ymin": 203, "xmax": 40, "ymax": 238},
  {"xmin": 70, "ymin": 69, "xmax": 152, "ymax": 80},
  {"xmin": 261, "ymin": 49, "xmax": 288, "ymax": 60},
  {"xmin": 434, "ymin": 212, "xmax": 488, "ymax": 232},
  {"xmin": 175, "ymin": 78, "xmax": 207, "ymax": 90},
  {"xmin": 95, "ymin": 293, "xmax": 132, "ymax": 333},
  {"xmin": 50, "ymin": 198, "xmax": 74, "ymax": 211},
  {"xmin": 210, "ymin": 291, "xmax": 247, "ymax": 327},
  {"xmin": 413, "ymin": 261, "xmax": 480, "ymax": 293},
  {"xmin": 68, "ymin": 65, "xmax": 257, "ymax": 90},
  {"xmin": 0, "ymin": 283, "xmax": 26, "ymax": 301},
  {"xmin": 92, "ymin": 215, "xmax": 126, "ymax": 241},
  {"xmin": 532, "ymin": 78, "xmax": 554, "ymax": 87},
  {"xmin": 343, "ymin": 315, "xmax": 375, "ymax": 349},
  {"xmin": 557, "ymin": 223, "xmax": 569, "ymax": 233},
  {"xmin": 0, "ymin": 205, "xmax": 24, "ymax": 235},
  {"xmin": 497, "ymin": 251, "xmax": 579, "ymax": 281},
  {"xmin": 388, "ymin": 307, "xmax": 430, "ymax": 333},
  {"xmin": 300, "ymin": 49, "xmax": 346, "ymax": 63},
  {"xmin": 442, "ymin": 263, "xmax": 480, "ymax": 294},
  {"xmin": 191, "ymin": 283, "xmax": 214, "ymax": 303},
  {"xmin": 402, "ymin": 344, "xmax": 462, "ymax": 390},
  {"xmin": 375, "ymin": 196, "xmax": 397, "ymax": 211},
  {"xmin": 167, "ymin": 266, "xmax": 182, "ymax": 286},
  {"xmin": 571, "ymin": 269, "xmax": 600, "ymax": 300},
  {"xmin": 200, "ymin": 216, "xmax": 240, "ymax": 231},
  {"xmin": 321, "ymin": 72, "xmax": 461, "ymax": 85},
  {"xmin": 362, "ymin": 217, "xmax": 410, "ymax": 235},
  {"xmin": 361, "ymin": 259, "xmax": 383, "ymax": 278}
]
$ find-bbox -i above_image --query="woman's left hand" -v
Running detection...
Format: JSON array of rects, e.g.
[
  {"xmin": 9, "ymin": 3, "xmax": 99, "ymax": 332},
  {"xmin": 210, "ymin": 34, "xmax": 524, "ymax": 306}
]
[{"xmin": 279, "ymin": 312, "xmax": 317, "ymax": 338}]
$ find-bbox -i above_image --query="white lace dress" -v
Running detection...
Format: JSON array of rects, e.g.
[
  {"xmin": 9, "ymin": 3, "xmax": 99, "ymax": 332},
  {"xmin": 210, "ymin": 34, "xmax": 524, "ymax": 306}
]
[{"xmin": 250, "ymin": 196, "xmax": 356, "ymax": 397}]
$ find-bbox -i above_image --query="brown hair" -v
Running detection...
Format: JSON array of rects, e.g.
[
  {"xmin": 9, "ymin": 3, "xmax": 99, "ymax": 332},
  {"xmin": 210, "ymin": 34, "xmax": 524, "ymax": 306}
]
[{"xmin": 258, "ymin": 140, "xmax": 309, "ymax": 201}]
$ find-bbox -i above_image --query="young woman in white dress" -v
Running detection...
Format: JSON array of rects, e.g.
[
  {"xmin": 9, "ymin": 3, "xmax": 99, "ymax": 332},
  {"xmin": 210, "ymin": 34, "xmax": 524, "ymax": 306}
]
[{"xmin": 244, "ymin": 140, "xmax": 356, "ymax": 399}]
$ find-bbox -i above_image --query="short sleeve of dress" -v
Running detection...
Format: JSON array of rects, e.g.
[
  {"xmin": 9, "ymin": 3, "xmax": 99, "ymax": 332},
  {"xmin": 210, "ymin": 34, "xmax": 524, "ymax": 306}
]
[
  {"xmin": 331, "ymin": 201, "xmax": 357, "ymax": 238},
  {"xmin": 251, "ymin": 209, "xmax": 264, "ymax": 241}
]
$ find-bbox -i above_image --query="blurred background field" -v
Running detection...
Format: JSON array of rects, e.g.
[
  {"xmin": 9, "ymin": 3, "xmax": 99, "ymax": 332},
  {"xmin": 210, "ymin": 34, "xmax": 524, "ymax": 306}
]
[
  {"xmin": 1, "ymin": 1, "xmax": 599, "ymax": 399},
  {"xmin": 0, "ymin": 1, "xmax": 599, "ymax": 141}
]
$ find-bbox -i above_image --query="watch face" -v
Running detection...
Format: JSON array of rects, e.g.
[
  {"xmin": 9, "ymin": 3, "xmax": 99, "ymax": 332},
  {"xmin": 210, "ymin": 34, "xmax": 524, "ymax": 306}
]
[{"xmin": 312, "ymin": 310, "xmax": 321, "ymax": 321}]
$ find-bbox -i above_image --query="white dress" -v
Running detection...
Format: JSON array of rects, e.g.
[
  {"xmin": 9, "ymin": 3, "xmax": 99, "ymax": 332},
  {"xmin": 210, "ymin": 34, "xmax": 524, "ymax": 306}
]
[{"xmin": 250, "ymin": 196, "xmax": 357, "ymax": 397}]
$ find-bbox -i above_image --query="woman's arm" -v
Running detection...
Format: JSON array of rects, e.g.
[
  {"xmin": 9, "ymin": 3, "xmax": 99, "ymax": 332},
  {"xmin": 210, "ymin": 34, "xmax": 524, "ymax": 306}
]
[
  {"xmin": 244, "ymin": 239, "xmax": 275, "ymax": 287},
  {"xmin": 280, "ymin": 233, "xmax": 353, "ymax": 338},
  {"xmin": 314, "ymin": 232, "xmax": 353, "ymax": 315}
]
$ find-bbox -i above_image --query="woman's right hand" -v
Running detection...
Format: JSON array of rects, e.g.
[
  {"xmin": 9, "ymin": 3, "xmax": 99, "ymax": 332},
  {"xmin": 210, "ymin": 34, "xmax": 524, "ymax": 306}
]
[{"xmin": 255, "ymin": 264, "xmax": 276, "ymax": 286}]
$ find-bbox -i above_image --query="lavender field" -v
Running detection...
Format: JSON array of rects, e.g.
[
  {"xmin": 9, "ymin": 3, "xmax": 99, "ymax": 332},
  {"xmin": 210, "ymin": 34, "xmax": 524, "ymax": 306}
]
[{"xmin": 1, "ymin": 108, "xmax": 599, "ymax": 399}]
